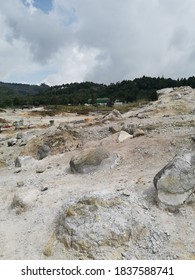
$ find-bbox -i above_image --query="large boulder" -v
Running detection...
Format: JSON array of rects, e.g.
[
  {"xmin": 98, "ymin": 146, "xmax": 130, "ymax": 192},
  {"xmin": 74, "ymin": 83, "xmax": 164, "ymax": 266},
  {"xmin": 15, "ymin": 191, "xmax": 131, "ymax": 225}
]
[
  {"xmin": 54, "ymin": 191, "xmax": 169, "ymax": 259},
  {"xmin": 56, "ymin": 194, "xmax": 131, "ymax": 255},
  {"xmin": 153, "ymin": 152, "xmax": 195, "ymax": 209},
  {"xmin": 37, "ymin": 144, "xmax": 50, "ymax": 160},
  {"xmin": 15, "ymin": 156, "xmax": 36, "ymax": 168},
  {"xmin": 156, "ymin": 88, "xmax": 173, "ymax": 98},
  {"xmin": 70, "ymin": 147, "xmax": 111, "ymax": 174}
]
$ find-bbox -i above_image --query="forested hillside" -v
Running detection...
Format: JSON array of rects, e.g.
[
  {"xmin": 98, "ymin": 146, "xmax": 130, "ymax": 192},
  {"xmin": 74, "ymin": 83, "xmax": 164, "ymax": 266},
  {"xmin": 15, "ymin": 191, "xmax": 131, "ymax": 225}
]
[
  {"xmin": 0, "ymin": 82, "xmax": 49, "ymax": 107},
  {"xmin": 1, "ymin": 76, "xmax": 195, "ymax": 108}
]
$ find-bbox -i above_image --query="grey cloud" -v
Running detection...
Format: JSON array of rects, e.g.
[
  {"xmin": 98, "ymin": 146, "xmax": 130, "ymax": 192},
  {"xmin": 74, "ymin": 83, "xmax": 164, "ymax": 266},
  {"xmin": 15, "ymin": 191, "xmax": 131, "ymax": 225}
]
[
  {"xmin": 74, "ymin": 0, "xmax": 195, "ymax": 82},
  {"xmin": 70, "ymin": 0, "xmax": 168, "ymax": 82},
  {"xmin": 158, "ymin": 0, "xmax": 191, "ymax": 13},
  {"xmin": 2, "ymin": 0, "xmax": 195, "ymax": 85},
  {"xmin": 169, "ymin": 26, "xmax": 189, "ymax": 51},
  {"xmin": 1, "ymin": 0, "xmax": 74, "ymax": 63}
]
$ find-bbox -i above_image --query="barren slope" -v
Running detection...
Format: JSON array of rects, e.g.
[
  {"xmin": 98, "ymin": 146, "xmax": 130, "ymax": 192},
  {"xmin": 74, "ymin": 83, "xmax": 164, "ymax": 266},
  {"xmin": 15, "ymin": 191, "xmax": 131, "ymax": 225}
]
[{"xmin": 0, "ymin": 86, "xmax": 195, "ymax": 259}]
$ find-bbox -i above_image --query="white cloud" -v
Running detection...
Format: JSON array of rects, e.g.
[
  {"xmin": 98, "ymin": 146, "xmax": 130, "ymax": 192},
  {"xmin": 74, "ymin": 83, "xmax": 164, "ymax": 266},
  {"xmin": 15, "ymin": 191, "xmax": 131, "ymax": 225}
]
[
  {"xmin": 43, "ymin": 45, "xmax": 103, "ymax": 85},
  {"xmin": 1, "ymin": 0, "xmax": 195, "ymax": 85},
  {"xmin": 24, "ymin": 0, "xmax": 37, "ymax": 14}
]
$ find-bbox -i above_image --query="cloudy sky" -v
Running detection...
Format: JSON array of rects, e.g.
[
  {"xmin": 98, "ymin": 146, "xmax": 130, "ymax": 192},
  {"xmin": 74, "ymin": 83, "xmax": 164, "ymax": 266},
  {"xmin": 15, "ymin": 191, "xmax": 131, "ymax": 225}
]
[{"xmin": 1, "ymin": 0, "xmax": 195, "ymax": 85}]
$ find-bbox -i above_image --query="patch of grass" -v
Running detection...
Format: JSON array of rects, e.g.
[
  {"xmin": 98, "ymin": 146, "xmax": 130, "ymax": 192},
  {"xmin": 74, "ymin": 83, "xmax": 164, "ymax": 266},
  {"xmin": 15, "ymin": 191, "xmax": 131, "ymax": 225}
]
[
  {"xmin": 0, "ymin": 160, "xmax": 6, "ymax": 168},
  {"xmin": 28, "ymin": 101, "xmax": 149, "ymax": 117},
  {"xmin": 0, "ymin": 118, "xmax": 7, "ymax": 123},
  {"xmin": 29, "ymin": 110, "xmax": 56, "ymax": 117},
  {"xmin": 174, "ymin": 120, "xmax": 195, "ymax": 127},
  {"xmin": 143, "ymin": 123, "xmax": 161, "ymax": 131},
  {"xmin": 114, "ymin": 100, "xmax": 149, "ymax": 113},
  {"xmin": 170, "ymin": 102, "xmax": 189, "ymax": 114},
  {"xmin": 10, "ymin": 195, "xmax": 27, "ymax": 214},
  {"xmin": 43, "ymin": 233, "xmax": 57, "ymax": 257},
  {"xmin": 47, "ymin": 105, "xmax": 112, "ymax": 115}
]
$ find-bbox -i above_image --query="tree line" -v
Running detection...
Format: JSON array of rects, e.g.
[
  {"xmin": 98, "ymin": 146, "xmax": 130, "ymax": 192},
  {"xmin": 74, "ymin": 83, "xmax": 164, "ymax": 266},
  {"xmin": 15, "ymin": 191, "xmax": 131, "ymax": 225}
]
[{"xmin": 0, "ymin": 76, "xmax": 195, "ymax": 108}]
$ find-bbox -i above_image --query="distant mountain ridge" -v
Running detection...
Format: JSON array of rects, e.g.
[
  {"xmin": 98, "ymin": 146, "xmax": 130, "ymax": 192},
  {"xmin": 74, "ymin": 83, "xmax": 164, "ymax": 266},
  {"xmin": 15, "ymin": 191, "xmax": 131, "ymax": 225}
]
[
  {"xmin": 1, "ymin": 76, "xmax": 195, "ymax": 108},
  {"xmin": 0, "ymin": 81, "xmax": 49, "ymax": 96}
]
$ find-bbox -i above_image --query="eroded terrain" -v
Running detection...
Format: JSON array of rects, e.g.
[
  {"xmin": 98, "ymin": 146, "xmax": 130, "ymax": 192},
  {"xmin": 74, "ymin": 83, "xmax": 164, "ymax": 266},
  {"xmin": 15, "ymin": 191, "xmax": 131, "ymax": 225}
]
[{"xmin": 0, "ymin": 86, "xmax": 195, "ymax": 259}]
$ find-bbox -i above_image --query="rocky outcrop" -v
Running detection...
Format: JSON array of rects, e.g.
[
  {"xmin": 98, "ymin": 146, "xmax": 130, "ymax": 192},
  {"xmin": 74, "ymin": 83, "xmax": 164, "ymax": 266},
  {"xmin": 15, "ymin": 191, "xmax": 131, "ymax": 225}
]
[
  {"xmin": 55, "ymin": 191, "xmax": 170, "ymax": 259},
  {"xmin": 123, "ymin": 86, "xmax": 194, "ymax": 119},
  {"xmin": 117, "ymin": 130, "xmax": 133, "ymax": 143},
  {"xmin": 7, "ymin": 138, "xmax": 17, "ymax": 147},
  {"xmin": 103, "ymin": 109, "xmax": 123, "ymax": 121},
  {"xmin": 56, "ymin": 194, "xmax": 131, "ymax": 255},
  {"xmin": 154, "ymin": 152, "xmax": 195, "ymax": 210},
  {"xmin": 156, "ymin": 88, "xmax": 173, "ymax": 98},
  {"xmin": 109, "ymin": 124, "xmax": 122, "ymax": 134},
  {"xmin": 70, "ymin": 147, "xmax": 112, "ymax": 174},
  {"xmin": 21, "ymin": 127, "xmax": 80, "ymax": 159},
  {"xmin": 122, "ymin": 123, "xmax": 135, "ymax": 135},
  {"xmin": 17, "ymin": 133, "xmax": 36, "ymax": 147},
  {"xmin": 7, "ymin": 134, "xmax": 35, "ymax": 147}
]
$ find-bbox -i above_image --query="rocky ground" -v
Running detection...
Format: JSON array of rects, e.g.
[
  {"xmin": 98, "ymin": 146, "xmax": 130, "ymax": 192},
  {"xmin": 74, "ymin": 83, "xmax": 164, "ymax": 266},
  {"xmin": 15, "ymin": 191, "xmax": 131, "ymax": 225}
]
[{"xmin": 0, "ymin": 86, "xmax": 195, "ymax": 260}]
